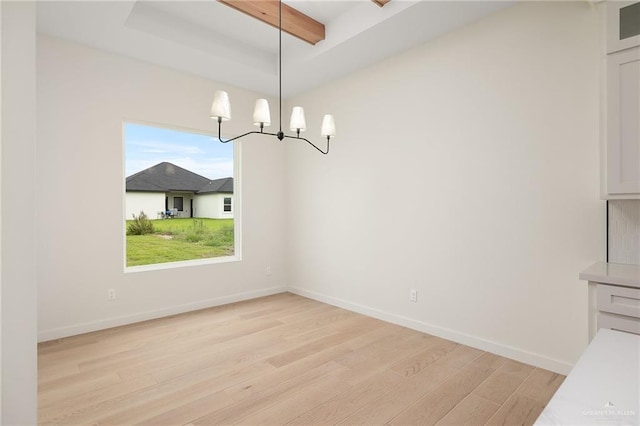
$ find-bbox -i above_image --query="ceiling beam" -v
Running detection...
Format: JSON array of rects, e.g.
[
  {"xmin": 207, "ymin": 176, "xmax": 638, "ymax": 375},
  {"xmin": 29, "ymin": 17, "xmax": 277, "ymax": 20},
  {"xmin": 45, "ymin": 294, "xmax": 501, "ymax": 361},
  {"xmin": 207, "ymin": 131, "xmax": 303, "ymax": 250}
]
[
  {"xmin": 371, "ymin": 0, "xmax": 391, "ymax": 7},
  {"xmin": 218, "ymin": 0, "xmax": 325, "ymax": 46}
]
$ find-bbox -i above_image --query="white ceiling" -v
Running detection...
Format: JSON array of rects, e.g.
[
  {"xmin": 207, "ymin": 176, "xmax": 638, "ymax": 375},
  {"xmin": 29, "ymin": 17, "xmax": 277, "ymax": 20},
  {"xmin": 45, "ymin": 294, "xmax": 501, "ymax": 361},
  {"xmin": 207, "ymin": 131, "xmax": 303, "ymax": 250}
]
[{"xmin": 36, "ymin": 1, "xmax": 514, "ymax": 98}]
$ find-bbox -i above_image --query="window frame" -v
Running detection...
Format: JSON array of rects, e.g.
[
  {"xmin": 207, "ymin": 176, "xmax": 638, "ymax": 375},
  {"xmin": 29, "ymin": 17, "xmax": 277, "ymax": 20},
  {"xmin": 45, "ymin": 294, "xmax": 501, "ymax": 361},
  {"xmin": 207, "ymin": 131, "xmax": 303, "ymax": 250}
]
[
  {"xmin": 122, "ymin": 119, "xmax": 242, "ymax": 273},
  {"xmin": 173, "ymin": 196, "xmax": 184, "ymax": 212}
]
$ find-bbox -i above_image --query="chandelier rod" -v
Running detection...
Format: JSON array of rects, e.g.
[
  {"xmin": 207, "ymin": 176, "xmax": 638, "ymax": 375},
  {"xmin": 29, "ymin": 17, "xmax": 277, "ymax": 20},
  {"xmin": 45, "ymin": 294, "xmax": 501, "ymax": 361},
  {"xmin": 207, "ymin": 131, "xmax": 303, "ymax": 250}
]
[{"xmin": 279, "ymin": 0, "xmax": 283, "ymax": 135}]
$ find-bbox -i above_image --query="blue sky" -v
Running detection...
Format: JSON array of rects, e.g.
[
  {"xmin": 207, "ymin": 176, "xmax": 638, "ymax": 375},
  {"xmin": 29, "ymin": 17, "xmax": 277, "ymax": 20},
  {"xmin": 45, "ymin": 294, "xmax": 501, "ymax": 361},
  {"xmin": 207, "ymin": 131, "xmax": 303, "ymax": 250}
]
[{"xmin": 125, "ymin": 123, "xmax": 233, "ymax": 179}]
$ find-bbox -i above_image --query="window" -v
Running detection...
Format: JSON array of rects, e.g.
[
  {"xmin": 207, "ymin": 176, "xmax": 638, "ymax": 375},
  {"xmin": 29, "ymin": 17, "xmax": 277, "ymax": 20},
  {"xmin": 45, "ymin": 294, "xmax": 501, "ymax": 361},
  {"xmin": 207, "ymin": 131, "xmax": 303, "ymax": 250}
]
[
  {"xmin": 174, "ymin": 197, "xmax": 184, "ymax": 211},
  {"xmin": 124, "ymin": 122, "xmax": 236, "ymax": 269},
  {"xmin": 620, "ymin": 2, "xmax": 640, "ymax": 40}
]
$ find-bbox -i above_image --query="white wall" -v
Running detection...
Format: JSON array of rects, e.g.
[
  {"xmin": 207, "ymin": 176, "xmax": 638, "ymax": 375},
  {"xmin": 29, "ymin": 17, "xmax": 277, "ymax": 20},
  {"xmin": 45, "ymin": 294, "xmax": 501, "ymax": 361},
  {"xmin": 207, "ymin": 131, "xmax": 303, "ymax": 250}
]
[
  {"xmin": 1, "ymin": 4, "xmax": 3, "ymax": 419},
  {"xmin": 125, "ymin": 192, "xmax": 165, "ymax": 220},
  {"xmin": 193, "ymin": 194, "xmax": 222, "ymax": 218},
  {"xmin": 1, "ymin": 2, "xmax": 38, "ymax": 423},
  {"xmin": 193, "ymin": 193, "xmax": 234, "ymax": 219},
  {"xmin": 194, "ymin": 193, "xmax": 219, "ymax": 218},
  {"xmin": 37, "ymin": 36, "xmax": 287, "ymax": 340},
  {"xmin": 287, "ymin": 1, "xmax": 603, "ymax": 374}
]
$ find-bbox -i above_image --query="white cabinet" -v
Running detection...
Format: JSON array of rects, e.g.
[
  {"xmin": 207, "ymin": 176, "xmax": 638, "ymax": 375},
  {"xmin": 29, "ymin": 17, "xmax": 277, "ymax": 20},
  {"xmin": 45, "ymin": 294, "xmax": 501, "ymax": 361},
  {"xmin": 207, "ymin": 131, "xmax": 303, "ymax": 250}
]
[
  {"xmin": 603, "ymin": 1, "xmax": 640, "ymax": 198},
  {"xmin": 607, "ymin": 47, "xmax": 640, "ymax": 195},
  {"xmin": 579, "ymin": 262, "xmax": 640, "ymax": 339},
  {"xmin": 597, "ymin": 284, "xmax": 640, "ymax": 334}
]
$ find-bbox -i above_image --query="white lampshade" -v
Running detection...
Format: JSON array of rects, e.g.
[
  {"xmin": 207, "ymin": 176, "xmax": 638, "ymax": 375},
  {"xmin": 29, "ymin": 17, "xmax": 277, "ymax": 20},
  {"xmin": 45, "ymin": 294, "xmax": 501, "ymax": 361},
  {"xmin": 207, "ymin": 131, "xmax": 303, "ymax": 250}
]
[
  {"xmin": 211, "ymin": 91, "xmax": 231, "ymax": 121},
  {"xmin": 253, "ymin": 99, "xmax": 271, "ymax": 127},
  {"xmin": 289, "ymin": 106, "xmax": 307, "ymax": 132},
  {"xmin": 320, "ymin": 114, "xmax": 336, "ymax": 138}
]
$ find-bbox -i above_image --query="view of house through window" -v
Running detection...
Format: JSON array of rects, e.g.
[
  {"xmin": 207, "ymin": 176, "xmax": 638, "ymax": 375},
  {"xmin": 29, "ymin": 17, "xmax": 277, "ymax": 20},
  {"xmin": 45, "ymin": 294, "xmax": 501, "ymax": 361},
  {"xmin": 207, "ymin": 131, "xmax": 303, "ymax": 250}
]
[{"xmin": 124, "ymin": 122, "xmax": 235, "ymax": 267}]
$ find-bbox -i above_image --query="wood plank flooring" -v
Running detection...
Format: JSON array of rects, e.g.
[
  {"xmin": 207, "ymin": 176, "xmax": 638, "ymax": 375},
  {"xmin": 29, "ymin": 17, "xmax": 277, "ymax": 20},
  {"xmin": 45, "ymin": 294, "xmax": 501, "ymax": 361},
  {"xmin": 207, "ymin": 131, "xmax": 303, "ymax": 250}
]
[{"xmin": 38, "ymin": 293, "xmax": 564, "ymax": 425}]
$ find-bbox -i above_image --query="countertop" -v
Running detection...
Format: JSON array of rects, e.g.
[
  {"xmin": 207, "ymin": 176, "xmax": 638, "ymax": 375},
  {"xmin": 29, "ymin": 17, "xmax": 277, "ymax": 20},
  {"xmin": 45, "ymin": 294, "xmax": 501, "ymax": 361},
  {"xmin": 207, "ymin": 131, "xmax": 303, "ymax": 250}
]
[
  {"xmin": 535, "ymin": 329, "xmax": 640, "ymax": 425},
  {"xmin": 579, "ymin": 262, "xmax": 640, "ymax": 289}
]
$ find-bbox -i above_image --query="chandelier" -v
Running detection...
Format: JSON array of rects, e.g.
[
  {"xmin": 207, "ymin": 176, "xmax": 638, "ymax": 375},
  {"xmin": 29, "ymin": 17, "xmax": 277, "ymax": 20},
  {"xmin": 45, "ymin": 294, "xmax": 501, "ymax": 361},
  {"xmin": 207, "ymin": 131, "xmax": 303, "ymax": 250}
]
[{"xmin": 210, "ymin": 0, "xmax": 336, "ymax": 155}]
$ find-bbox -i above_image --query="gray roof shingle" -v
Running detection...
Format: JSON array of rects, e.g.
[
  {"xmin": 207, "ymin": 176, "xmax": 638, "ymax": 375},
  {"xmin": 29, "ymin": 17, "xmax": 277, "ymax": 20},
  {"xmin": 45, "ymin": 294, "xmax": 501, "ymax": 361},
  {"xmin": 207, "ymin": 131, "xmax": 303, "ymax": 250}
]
[
  {"xmin": 198, "ymin": 177, "xmax": 233, "ymax": 194},
  {"xmin": 126, "ymin": 162, "xmax": 233, "ymax": 194}
]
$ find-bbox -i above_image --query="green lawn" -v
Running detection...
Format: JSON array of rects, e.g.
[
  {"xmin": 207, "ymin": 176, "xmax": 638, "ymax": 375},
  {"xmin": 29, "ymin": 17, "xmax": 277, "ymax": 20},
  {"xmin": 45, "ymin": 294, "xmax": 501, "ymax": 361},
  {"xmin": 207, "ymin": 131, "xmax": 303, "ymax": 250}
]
[{"xmin": 126, "ymin": 218, "xmax": 234, "ymax": 267}]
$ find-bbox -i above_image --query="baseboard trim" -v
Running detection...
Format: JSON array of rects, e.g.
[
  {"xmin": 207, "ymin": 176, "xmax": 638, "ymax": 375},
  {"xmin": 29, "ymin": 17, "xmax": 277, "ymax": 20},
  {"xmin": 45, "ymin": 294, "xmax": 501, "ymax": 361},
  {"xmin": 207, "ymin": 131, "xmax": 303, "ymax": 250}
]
[
  {"xmin": 38, "ymin": 286, "xmax": 288, "ymax": 342},
  {"xmin": 288, "ymin": 286, "xmax": 573, "ymax": 375},
  {"xmin": 38, "ymin": 284, "xmax": 575, "ymax": 374}
]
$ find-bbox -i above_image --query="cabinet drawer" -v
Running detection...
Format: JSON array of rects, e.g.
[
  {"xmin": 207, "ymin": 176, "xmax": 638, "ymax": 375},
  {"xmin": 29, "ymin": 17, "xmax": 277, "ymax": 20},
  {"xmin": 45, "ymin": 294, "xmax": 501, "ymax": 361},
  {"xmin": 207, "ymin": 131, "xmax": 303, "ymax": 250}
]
[
  {"xmin": 598, "ymin": 312, "xmax": 640, "ymax": 335},
  {"xmin": 597, "ymin": 284, "xmax": 640, "ymax": 318}
]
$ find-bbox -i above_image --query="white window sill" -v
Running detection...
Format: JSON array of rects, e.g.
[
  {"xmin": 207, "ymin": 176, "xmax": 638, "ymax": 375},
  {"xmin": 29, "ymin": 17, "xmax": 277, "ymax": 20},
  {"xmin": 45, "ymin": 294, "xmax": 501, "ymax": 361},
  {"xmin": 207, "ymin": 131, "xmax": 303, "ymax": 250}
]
[{"xmin": 124, "ymin": 254, "xmax": 240, "ymax": 273}]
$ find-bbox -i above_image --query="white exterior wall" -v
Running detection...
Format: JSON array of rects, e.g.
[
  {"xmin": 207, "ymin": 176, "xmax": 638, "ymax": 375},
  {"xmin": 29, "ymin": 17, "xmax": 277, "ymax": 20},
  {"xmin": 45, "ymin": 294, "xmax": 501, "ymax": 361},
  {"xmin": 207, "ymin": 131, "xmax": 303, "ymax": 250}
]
[
  {"xmin": 125, "ymin": 192, "xmax": 165, "ymax": 220},
  {"xmin": 194, "ymin": 193, "xmax": 220, "ymax": 219},
  {"xmin": 37, "ymin": 36, "xmax": 286, "ymax": 341},
  {"xmin": 193, "ymin": 193, "xmax": 233, "ymax": 219},
  {"xmin": 286, "ymin": 1, "xmax": 602, "ymax": 374},
  {"xmin": 126, "ymin": 192, "xmax": 233, "ymax": 220}
]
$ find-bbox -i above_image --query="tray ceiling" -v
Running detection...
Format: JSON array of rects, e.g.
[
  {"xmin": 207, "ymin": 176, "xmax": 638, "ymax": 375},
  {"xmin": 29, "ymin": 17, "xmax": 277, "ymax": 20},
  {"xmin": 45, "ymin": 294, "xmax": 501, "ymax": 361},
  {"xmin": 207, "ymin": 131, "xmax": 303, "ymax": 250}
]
[{"xmin": 37, "ymin": 1, "xmax": 513, "ymax": 98}]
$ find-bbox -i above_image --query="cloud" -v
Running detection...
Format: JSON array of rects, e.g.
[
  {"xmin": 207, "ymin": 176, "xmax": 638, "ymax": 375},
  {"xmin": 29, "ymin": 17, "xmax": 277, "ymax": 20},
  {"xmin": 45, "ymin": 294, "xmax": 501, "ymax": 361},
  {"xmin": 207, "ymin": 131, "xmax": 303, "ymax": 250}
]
[
  {"xmin": 166, "ymin": 157, "xmax": 233, "ymax": 179},
  {"xmin": 125, "ymin": 126, "xmax": 233, "ymax": 179},
  {"xmin": 129, "ymin": 139, "xmax": 205, "ymax": 156}
]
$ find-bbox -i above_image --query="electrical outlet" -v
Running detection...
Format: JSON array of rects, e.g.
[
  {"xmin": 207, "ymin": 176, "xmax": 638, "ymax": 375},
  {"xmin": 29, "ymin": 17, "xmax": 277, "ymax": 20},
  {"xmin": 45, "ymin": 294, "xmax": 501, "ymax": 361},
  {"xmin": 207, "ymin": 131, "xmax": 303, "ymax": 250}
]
[
  {"xmin": 266, "ymin": 266, "xmax": 272, "ymax": 276},
  {"xmin": 410, "ymin": 289, "xmax": 417, "ymax": 303},
  {"xmin": 107, "ymin": 289, "xmax": 116, "ymax": 301}
]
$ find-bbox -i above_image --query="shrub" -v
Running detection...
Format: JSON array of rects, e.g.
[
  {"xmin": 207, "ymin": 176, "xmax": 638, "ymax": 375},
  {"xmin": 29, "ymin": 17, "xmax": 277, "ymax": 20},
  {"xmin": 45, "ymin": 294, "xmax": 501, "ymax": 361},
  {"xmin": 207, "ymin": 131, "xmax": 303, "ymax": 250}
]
[
  {"xmin": 190, "ymin": 220, "xmax": 206, "ymax": 235},
  {"xmin": 184, "ymin": 232, "xmax": 203, "ymax": 243},
  {"xmin": 204, "ymin": 224, "xmax": 234, "ymax": 247},
  {"xmin": 180, "ymin": 220, "xmax": 206, "ymax": 243},
  {"xmin": 127, "ymin": 211, "xmax": 154, "ymax": 235},
  {"xmin": 218, "ymin": 224, "xmax": 234, "ymax": 243}
]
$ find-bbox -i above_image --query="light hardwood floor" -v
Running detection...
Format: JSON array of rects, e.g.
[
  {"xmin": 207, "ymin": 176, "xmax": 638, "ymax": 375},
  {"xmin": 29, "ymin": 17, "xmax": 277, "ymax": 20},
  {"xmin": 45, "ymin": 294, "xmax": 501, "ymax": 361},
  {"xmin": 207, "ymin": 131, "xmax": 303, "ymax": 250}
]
[{"xmin": 38, "ymin": 293, "xmax": 564, "ymax": 425}]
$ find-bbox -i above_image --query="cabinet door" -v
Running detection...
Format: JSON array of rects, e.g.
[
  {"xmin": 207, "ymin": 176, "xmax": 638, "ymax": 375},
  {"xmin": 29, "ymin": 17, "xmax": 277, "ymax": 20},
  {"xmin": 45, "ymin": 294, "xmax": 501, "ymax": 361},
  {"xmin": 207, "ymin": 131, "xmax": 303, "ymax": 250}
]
[
  {"xmin": 608, "ymin": 1, "xmax": 640, "ymax": 54},
  {"xmin": 607, "ymin": 47, "xmax": 640, "ymax": 194}
]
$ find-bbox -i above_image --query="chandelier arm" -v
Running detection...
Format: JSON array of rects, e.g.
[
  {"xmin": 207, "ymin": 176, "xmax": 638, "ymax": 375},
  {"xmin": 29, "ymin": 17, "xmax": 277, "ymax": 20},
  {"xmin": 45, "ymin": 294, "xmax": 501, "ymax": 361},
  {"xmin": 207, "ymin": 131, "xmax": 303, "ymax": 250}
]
[
  {"xmin": 282, "ymin": 134, "xmax": 330, "ymax": 155},
  {"xmin": 218, "ymin": 130, "xmax": 264, "ymax": 144},
  {"xmin": 224, "ymin": 131, "xmax": 286, "ymax": 143},
  {"xmin": 217, "ymin": 120, "xmax": 279, "ymax": 143}
]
